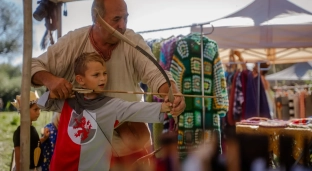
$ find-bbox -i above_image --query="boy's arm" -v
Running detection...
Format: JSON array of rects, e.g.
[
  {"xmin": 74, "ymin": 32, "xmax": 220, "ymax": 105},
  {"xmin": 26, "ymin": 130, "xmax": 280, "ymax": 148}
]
[
  {"xmin": 112, "ymin": 98, "xmax": 166, "ymax": 124},
  {"xmin": 14, "ymin": 147, "xmax": 20, "ymax": 171},
  {"xmin": 37, "ymin": 91, "xmax": 65, "ymax": 112}
]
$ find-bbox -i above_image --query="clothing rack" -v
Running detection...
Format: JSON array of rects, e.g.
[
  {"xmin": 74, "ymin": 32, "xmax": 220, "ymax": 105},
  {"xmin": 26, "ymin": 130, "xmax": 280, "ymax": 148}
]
[
  {"xmin": 273, "ymin": 84, "xmax": 312, "ymax": 90},
  {"xmin": 222, "ymin": 61, "xmax": 270, "ymax": 117},
  {"xmin": 137, "ymin": 22, "xmax": 213, "ymax": 35},
  {"xmin": 137, "ymin": 22, "xmax": 214, "ymax": 134}
]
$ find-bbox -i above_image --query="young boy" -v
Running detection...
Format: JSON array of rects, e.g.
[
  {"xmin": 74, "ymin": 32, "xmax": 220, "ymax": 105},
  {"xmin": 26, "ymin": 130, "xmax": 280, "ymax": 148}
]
[
  {"xmin": 12, "ymin": 91, "xmax": 50, "ymax": 171},
  {"xmin": 37, "ymin": 52, "xmax": 175, "ymax": 171}
]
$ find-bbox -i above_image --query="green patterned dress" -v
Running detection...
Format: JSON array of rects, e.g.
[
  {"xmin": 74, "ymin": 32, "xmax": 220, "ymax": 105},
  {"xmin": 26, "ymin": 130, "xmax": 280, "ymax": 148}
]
[{"xmin": 171, "ymin": 33, "xmax": 229, "ymax": 159}]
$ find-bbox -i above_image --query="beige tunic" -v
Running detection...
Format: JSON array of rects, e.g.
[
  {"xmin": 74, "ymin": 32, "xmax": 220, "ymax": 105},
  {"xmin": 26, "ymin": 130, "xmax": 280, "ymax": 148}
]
[{"xmin": 31, "ymin": 26, "xmax": 174, "ymax": 156}]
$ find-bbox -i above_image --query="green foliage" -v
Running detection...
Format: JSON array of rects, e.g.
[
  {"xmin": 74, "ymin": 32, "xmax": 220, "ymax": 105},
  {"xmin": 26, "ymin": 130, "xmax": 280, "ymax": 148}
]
[
  {"xmin": 0, "ymin": 63, "xmax": 21, "ymax": 78},
  {"xmin": 5, "ymin": 101, "xmax": 11, "ymax": 111},
  {"xmin": 0, "ymin": 0, "xmax": 23, "ymax": 59},
  {"xmin": 10, "ymin": 115, "xmax": 19, "ymax": 125},
  {"xmin": 0, "ymin": 63, "xmax": 22, "ymax": 111}
]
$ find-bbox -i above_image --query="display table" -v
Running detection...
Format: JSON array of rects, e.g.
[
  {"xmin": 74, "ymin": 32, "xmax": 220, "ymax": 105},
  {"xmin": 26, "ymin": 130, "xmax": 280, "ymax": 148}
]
[{"xmin": 236, "ymin": 124, "xmax": 312, "ymax": 161}]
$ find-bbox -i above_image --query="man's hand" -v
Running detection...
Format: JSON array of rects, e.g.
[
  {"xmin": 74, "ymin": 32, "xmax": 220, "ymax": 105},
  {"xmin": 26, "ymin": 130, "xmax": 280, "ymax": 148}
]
[
  {"xmin": 158, "ymin": 81, "xmax": 186, "ymax": 116},
  {"xmin": 165, "ymin": 93, "xmax": 186, "ymax": 116},
  {"xmin": 46, "ymin": 77, "xmax": 73, "ymax": 99},
  {"xmin": 32, "ymin": 71, "xmax": 73, "ymax": 99}
]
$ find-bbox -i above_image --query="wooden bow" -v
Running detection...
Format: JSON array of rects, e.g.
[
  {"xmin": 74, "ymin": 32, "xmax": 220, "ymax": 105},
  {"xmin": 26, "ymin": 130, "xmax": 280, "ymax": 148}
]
[{"xmin": 94, "ymin": 7, "xmax": 177, "ymax": 127}]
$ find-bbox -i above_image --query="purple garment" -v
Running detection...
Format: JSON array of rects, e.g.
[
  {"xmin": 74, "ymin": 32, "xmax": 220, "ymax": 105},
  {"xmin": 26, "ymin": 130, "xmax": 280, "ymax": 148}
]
[
  {"xmin": 245, "ymin": 72, "xmax": 271, "ymax": 119},
  {"xmin": 159, "ymin": 37, "xmax": 177, "ymax": 71},
  {"xmin": 233, "ymin": 72, "xmax": 243, "ymax": 120}
]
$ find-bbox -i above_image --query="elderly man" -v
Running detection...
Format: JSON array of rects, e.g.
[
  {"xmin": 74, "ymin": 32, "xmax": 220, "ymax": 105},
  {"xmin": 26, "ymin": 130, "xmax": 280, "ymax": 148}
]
[{"xmin": 31, "ymin": 0, "xmax": 185, "ymax": 169}]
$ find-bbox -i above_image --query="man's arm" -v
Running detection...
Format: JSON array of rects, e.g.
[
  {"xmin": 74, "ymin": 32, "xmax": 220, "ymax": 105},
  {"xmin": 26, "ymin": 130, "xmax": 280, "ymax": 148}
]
[
  {"xmin": 31, "ymin": 29, "xmax": 87, "ymax": 99},
  {"xmin": 32, "ymin": 71, "xmax": 72, "ymax": 99}
]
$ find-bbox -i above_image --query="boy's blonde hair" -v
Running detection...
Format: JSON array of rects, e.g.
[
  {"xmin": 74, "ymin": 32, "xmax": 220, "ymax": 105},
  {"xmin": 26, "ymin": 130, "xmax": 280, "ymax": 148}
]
[{"xmin": 74, "ymin": 52, "xmax": 105, "ymax": 76}]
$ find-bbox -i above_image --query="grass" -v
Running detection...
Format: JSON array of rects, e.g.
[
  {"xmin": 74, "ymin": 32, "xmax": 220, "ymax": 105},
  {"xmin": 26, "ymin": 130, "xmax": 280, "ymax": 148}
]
[{"xmin": 0, "ymin": 111, "xmax": 53, "ymax": 171}]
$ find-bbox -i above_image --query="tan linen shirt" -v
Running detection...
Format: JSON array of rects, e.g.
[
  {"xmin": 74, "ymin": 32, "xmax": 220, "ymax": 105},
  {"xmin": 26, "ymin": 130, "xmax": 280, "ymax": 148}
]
[{"xmin": 31, "ymin": 26, "xmax": 174, "ymax": 156}]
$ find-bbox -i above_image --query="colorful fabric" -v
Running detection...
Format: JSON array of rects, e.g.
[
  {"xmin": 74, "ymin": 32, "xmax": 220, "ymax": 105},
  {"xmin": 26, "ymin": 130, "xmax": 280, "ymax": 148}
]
[
  {"xmin": 160, "ymin": 37, "xmax": 177, "ymax": 71},
  {"xmin": 41, "ymin": 123, "xmax": 58, "ymax": 171},
  {"xmin": 172, "ymin": 33, "xmax": 229, "ymax": 159},
  {"xmin": 37, "ymin": 91, "xmax": 166, "ymax": 171},
  {"xmin": 240, "ymin": 70, "xmax": 249, "ymax": 119},
  {"xmin": 234, "ymin": 72, "xmax": 244, "ymax": 121}
]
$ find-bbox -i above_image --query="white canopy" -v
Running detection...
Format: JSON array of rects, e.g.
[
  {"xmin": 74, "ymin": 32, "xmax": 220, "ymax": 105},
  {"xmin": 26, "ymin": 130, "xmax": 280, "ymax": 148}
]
[
  {"xmin": 191, "ymin": 0, "xmax": 312, "ymax": 64},
  {"xmin": 266, "ymin": 62, "xmax": 312, "ymax": 80}
]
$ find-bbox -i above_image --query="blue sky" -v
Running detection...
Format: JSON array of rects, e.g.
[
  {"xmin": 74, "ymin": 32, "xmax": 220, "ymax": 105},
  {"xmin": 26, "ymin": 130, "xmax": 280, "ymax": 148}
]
[{"xmin": 4, "ymin": 0, "xmax": 312, "ymax": 65}]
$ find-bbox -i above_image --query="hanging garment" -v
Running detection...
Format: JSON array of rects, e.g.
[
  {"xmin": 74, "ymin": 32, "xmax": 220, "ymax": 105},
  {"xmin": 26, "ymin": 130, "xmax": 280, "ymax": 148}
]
[
  {"xmin": 281, "ymin": 96, "xmax": 290, "ymax": 120},
  {"xmin": 293, "ymin": 93, "xmax": 300, "ymax": 118},
  {"xmin": 233, "ymin": 72, "xmax": 244, "ymax": 121},
  {"xmin": 160, "ymin": 37, "xmax": 177, "ymax": 71},
  {"xmin": 172, "ymin": 33, "xmax": 228, "ymax": 159},
  {"xmin": 245, "ymin": 71, "xmax": 257, "ymax": 118},
  {"xmin": 227, "ymin": 72, "xmax": 239, "ymax": 126},
  {"xmin": 245, "ymin": 74, "xmax": 271, "ymax": 119},
  {"xmin": 288, "ymin": 95, "xmax": 294, "ymax": 118},
  {"xmin": 305, "ymin": 94, "xmax": 312, "ymax": 117},
  {"xmin": 240, "ymin": 70, "xmax": 249, "ymax": 120},
  {"xmin": 299, "ymin": 91, "xmax": 306, "ymax": 118}
]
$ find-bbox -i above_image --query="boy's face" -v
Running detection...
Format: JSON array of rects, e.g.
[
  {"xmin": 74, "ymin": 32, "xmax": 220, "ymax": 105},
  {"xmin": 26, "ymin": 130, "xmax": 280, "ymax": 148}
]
[
  {"xmin": 76, "ymin": 61, "xmax": 108, "ymax": 91},
  {"xmin": 30, "ymin": 103, "xmax": 40, "ymax": 121}
]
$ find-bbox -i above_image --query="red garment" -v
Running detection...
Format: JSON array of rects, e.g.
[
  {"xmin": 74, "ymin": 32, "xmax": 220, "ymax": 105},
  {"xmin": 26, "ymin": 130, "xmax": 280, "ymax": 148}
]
[
  {"xmin": 227, "ymin": 72, "xmax": 239, "ymax": 126},
  {"xmin": 50, "ymin": 102, "xmax": 81, "ymax": 171}
]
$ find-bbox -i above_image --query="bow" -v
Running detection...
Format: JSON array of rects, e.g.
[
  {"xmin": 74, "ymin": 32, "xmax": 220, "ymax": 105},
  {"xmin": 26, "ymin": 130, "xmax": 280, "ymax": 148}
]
[{"xmin": 94, "ymin": 8, "xmax": 178, "ymax": 128}]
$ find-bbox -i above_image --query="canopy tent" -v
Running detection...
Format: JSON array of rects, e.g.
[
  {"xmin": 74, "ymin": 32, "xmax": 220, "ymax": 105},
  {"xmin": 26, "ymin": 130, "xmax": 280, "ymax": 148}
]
[
  {"xmin": 191, "ymin": 0, "xmax": 312, "ymax": 64},
  {"xmin": 266, "ymin": 61, "xmax": 312, "ymax": 80}
]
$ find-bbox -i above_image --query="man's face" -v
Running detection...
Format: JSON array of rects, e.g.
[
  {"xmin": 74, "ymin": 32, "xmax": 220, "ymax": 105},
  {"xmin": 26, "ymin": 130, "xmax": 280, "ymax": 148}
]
[
  {"xmin": 100, "ymin": 0, "xmax": 128, "ymax": 44},
  {"xmin": 80, "ymin": 61, "xmax": 108, "ymax": 91}
]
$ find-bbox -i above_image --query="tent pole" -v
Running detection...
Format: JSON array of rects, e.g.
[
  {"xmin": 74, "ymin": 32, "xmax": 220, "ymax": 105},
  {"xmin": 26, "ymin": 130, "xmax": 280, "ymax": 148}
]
[
  {"xmin": 200, "ymin": 24, "xmax": 206, "ymax": 145},
  {"xmin": 57, "ymin": 2, "xmax": 63, "ymax": 39},
  {"xmin": 273, "ymin": 64, "xmax": 277, "ymax": 86},
  {"xmin": 257, "ymin": 62, "xmax": 261, "ymax": 117},
  {"xmin": 21, "ymin": 0, "xmax": 32, "ymax": 170}
]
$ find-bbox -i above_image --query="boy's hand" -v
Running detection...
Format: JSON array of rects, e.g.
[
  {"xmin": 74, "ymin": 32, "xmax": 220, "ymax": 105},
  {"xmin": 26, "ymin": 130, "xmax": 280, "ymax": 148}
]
[{"xmin": 161, "ymin": 102, "xmax": 172, "ymax": 113}]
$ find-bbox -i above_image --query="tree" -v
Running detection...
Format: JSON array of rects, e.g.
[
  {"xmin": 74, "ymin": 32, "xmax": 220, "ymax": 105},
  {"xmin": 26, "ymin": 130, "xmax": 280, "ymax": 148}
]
[
  {"xmin": 0, "ymin": 63, "xmax": 46, "ymax": 111},
  {"xmin": 0, "ymin": 63, "xmax": 22, "ymax": 111},
  {"xmin": 0, "ymin": 0, "xmax": 23, "ymax": 62}
]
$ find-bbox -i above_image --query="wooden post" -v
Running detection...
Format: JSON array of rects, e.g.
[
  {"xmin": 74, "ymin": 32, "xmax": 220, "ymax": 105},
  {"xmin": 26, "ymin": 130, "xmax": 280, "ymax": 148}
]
[
  {"xmin": 267, "ymin": 48, "xmax": 277, "ymax": 86},
  {"xmin": 21, "ymin": 0, "xmax": 32, "ymax": 170},
  {"xmin": 57, "ymin": 2, "xmax": 62, "ymax": 39}
]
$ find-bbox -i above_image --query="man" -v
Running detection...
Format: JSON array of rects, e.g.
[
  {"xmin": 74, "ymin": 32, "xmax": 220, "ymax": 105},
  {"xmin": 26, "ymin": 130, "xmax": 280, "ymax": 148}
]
[{"xmin": 31, "ymin": 0, "xmax": 185, "ymax": 168}]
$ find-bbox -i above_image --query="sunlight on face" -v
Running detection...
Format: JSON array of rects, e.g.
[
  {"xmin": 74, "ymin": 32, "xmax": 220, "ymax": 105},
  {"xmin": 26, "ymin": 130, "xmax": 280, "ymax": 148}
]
[{"xmin": 82, "ymin": 61, "xmax": 108, "ymax": 91}]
